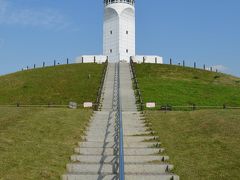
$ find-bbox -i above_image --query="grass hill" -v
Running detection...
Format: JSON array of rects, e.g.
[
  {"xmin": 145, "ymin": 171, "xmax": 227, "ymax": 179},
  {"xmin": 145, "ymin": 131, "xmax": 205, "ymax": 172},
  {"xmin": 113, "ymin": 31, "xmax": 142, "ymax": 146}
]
[
  {"xmin": 145, "ymin": 109, "xmax": 240, "ymax": 179},
  {"xmin": 134, "ymin": 63, "xmax": 240, "ymax": 107},
  {"xmin": 0, "ymin": 63, "xmax": 104, "ymax": 179},
  {"xmin": 0, "ymin": 63, "xmax": 104, "ymax": 105},
  {"xmin": 134, "ymin": 63, "xmax": 240, "ymax": 179},
  {"xmin": 1, "ymin": 63, "xmax": 240, "ymax": 179},
  {"xmin": 0, "ymin": 107, "xmax": 91, "ymax": 179}
]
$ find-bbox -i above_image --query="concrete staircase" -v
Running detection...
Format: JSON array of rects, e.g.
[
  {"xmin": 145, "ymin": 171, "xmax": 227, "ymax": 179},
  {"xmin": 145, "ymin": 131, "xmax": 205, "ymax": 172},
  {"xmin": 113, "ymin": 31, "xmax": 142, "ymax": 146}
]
[{"xmin": 62, "ymin": 63, "xmax": 179, "ymax": 180}]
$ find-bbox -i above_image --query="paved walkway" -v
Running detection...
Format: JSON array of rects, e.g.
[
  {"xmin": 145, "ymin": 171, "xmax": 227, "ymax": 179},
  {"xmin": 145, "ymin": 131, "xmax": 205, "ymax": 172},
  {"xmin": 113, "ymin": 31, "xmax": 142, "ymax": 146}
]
[{"xmin": 62, "ymin": 63, "xmax": 179, "ymax": 180}]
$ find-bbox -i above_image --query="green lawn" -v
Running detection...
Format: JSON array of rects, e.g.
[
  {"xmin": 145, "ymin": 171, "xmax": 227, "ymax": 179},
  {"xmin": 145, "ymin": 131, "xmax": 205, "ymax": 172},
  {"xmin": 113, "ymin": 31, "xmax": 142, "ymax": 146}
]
[
  {"xmin": 0, "ymin": 63, "xmax": 104, "ymax": 105},
  {"xmin": 0, "ymin": 107, "xmax": 91, "ymax": 180},
  {"xmin": 134, "ymin": 63, "xmax": 240, "ymax": 106},
  {"xmin": 145, "ymin": 110, "xmax": 240, "ymax": 180}
]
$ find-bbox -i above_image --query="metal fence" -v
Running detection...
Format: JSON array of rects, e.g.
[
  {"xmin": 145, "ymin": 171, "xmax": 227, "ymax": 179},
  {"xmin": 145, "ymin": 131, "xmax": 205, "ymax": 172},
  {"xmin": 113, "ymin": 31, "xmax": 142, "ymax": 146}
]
[
  {"xmin": 132, "ymin": 57, "xmax": 220, "ymax": 73},
  {"xmin": 21, "ymin": 58, "xmax": 71, "ymax": 71},
  {"xmin": 0, "ymin": 103, "xmax": 95, "ymax": 109},
  {"xmin": 137, "ymin": 104, "xmax": 240, "ymax": 111},
  {"xmin": 1, "ymin": 59, "xmax": 108, "ymax": 110},
  {"xmin": 167, "ymin": 59, "xmax": 219, "ymax": 73},
  {"xmin": 130, "ymin": 60, "xmax": 240, "ymax": 111}
]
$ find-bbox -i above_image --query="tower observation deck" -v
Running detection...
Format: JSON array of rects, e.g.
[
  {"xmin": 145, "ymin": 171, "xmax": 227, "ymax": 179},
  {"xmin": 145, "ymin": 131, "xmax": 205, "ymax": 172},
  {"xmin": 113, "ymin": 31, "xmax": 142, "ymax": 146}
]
[{"xmin": 104, "ymin": 0, "xmax": 135, "ymax": 7}]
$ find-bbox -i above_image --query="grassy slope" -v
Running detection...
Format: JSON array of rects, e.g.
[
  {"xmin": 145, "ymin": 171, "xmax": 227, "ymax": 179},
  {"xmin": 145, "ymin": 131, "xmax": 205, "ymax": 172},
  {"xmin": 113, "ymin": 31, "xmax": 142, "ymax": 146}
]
[
  {"xmin": 0, "ymin": 63, "xmax": 104, "ymax": 105},
  {"xmin": 0, "ymin": 107, "xmax": 91, "ymax": 180},
  {"xmin": 135, "ymin": 64, "xmax": 240, "ymax": 106},
  {"xmin": 145, "ymin": 110, "xmax": 240, "ymax": 180},
  {"xmin": 0, "ymin": 64, "xmax": 103, "ymax": 179}
]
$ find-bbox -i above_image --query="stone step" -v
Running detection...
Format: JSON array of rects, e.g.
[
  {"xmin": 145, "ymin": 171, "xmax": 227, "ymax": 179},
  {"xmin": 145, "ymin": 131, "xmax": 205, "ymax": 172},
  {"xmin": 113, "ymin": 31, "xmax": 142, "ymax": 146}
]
[
  {"xmin": 85, "ymin": 129, "xmax": 149, "ymax": 135},
  {"xmin": 66, "ymin": 163, "xmax": 174, "ymax": 174},
  {"xmin": 92, "ymin": 111, "xmax": 110, "ymax": 115},
  {"xmin": 86, "ymin": 128, "xmax": 147, "ymax": 134},
  {"xmin": 78, "ymin": 141, "xmax": 159, "ymax": 148},
  {"xmin": 66, "ymin": 164, "xmax": 115, "ymax": 174},
  {"xmin": 88, "ymin": 126, "xmax": 147, "ymax": 130},
  {"xmin": 89, "ymin": 115, "xmax": 114, "ymax": 120},
  {"xmin": 84, "ymin": 136, "xmax": 115, "ymax": 142},
  {"xmin": 122, "ymin": 117, "xmax": 144, "ymax": 121},
  {"xmin": 85, "ymin": 132, "xmax": 117, "ymax": 138},
  {"xmin": 84, "ymin": 129, "xmax": 115, "ymax": 134},
  {"xmin": 88, "ymin": 121, "xmax": 115, "ymax": 125},
  {"xmin": 124, "ymin": 136, "xmax": 159, "ymax": 142},
  {"xmin": 126, "ymin": 135, "xmax": 158, "ymax": 140},
  {"xmin": 89, "ymin": 116, "xmax": 112, "ymax": 119},
  {"xmin": 71, "ymin": 155, "xmax": 169, "ymax": 163},
  {"xmin": 90, "ymin": 114, "xmax": 109, "ymax": 118},
  {"xmin": 84, "ymin": 131, "xmax": 150, "ymax": 138},
  {"xmin": 74, "ymin": 147, "xmax": 164, "ymax": 155},
  {"xmin": 122, "ymin": 111, "xmax": 142, "ymax": 114},
  {"xmin": 126, "ymin": 131, "xmax": 150, "ymax": 136},
  {"xmin": 124, "ymin": 142, "xmax": 160, "ymax": 148},
  {"xmin": 125, "ymin": 174, "xmax": 180, "ymax": 180},
  {"xmin": 62, "ymin": 174, "xmax": 180, "ymax": 180},
  {"xmin": 124, "ymin": 121, "xmax": 145, "ymax": 124},
  {"xmin": 90, "ymin": 116, "xmax": 109, "ymax": 120},
  {"xmin": 89, "ymin": 116, "xmax": 110, "ymax": 120},
  {"xmin": 87, "ymin": 123, "xmax": 114, "ymax": 127},
  {"xmin": 62, "ymin": 174, "xmax": 116, "ymax": 180},
  {"xmin": 123, "ymin": 125, "xmax": 146, "ymax": 129},
  {"xmin": 87, "ymin": 125, "xmax": 115, "ymax": 128},
  {"xmin": 88, "ymin": 121, "xmax": 115, "ymax": 124},
  {"xmin": 125, "ymin": 164, "xmax": 174, "ymax": 174},
  {"xmin": 86, "ymin": 126, "xmax": 115, "ymax": 131},
  {"xmin": 124, "ymin": 127, "xmax": 148, "ymax": 131},
  {"xmin": 84, "ymin": 136, "xmax": 159, "ymax": 142}
]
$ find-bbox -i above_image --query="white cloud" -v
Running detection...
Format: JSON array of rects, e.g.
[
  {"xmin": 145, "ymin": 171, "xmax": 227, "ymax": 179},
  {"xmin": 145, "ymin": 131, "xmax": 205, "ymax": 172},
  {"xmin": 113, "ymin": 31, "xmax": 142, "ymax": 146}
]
[
  {"xmin": 0, "ymin": 0, "xmax": 69, "ymax": 29},
  {"xmin": 212, "ymin": 65, "xmax": 229, "ymax": 72}
]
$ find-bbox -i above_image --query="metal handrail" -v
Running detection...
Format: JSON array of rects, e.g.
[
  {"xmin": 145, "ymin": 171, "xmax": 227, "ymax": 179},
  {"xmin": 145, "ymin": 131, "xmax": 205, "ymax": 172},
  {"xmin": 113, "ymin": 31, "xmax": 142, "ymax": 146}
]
[
  {"xmin": 117, "ymin": 62, "xmax": 125, "ymax": 180},
  {"xmin": 95, "ymin": 60, "xmax": 108, "ymax": 110},
  {"xmin": 130, "ymin": 59, "xmax": 144, "ymax": 111}
]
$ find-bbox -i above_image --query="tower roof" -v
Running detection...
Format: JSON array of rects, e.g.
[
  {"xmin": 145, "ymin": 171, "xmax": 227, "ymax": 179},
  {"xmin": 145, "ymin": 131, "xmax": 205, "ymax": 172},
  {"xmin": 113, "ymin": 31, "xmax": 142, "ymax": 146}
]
[{"xmin": 104, "ymin": 0, "xmax": 135, "ymax": 7}]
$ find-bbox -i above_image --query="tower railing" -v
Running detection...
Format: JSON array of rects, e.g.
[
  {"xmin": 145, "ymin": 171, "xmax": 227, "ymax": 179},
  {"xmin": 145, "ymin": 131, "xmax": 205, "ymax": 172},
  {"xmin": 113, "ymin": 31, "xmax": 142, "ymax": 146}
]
[{"xmin": 104, "ymin": 0, "xmax": 135, "ymax": 7}]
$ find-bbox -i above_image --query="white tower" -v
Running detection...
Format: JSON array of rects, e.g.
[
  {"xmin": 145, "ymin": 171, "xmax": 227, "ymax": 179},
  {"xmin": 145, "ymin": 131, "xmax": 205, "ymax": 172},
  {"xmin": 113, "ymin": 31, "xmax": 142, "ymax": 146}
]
[{"xmin": 103, "ymin": 0, "xmax": 135, "ymax": 62}]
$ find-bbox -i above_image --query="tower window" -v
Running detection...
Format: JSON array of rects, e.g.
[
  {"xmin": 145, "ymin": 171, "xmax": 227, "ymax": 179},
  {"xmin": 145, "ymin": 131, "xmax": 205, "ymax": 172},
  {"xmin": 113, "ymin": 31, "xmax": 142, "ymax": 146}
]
[
  {"xmin": 110, "ymin": 30, "xmax": 112, "ymax": 34},
  {"xmin": 126, "ymin": 31, "xmax": 128, "ymax": 34},
  {"xmin": 126, "ymin": 49, "xmax": 129, "ymax": 53},
  {"xmin": 110, "ymin": 49, "xmax": 112, "ymax": 53}
]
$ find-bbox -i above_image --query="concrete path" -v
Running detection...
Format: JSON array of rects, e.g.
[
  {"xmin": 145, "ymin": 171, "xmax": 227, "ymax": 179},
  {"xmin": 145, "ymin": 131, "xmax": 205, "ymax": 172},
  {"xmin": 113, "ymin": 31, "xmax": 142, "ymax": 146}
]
[{"xmin": 62, "ymin": 63, "xmax": 179, "ymax": 180}]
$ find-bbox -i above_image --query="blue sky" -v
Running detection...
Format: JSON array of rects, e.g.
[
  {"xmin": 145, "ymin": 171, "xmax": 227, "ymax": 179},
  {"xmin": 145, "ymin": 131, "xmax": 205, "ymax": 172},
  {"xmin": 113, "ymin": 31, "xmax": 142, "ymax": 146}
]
[{"xmin": 0, "ymin": 0, "xmax": 239, "ymax": 76}]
